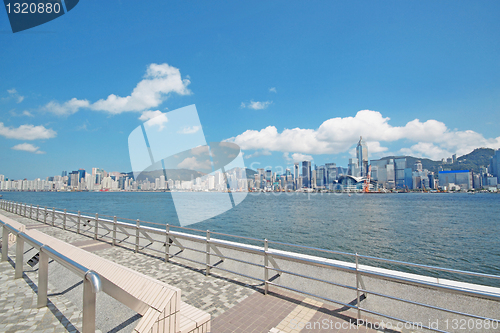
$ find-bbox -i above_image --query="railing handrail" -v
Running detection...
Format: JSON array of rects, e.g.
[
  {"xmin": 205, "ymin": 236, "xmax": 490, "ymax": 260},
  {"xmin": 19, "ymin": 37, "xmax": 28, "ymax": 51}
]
[
  {"xmin": 10, "ymin": 199, "xmax": 497, "ymax": 283},
  {"xmin": 2, "ymin": 199, "xmax": 500, "ymax": 333}
]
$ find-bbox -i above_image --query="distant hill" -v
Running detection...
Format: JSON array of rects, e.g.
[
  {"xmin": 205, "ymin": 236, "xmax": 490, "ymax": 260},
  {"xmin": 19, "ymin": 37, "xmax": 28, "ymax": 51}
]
[
  {"xmin": 453, "ymin": 148, "xmax": 495, "ymax": 173},
  {"xmin": 376, "ymin": 148, "xmax": 495, "ymax": 173}
]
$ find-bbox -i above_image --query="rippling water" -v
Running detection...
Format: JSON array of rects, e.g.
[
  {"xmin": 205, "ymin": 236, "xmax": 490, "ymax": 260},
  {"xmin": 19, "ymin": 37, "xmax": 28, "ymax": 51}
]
[{"xmin": 2, "ymin": 191, "xmax": 499, "ymax": 285}]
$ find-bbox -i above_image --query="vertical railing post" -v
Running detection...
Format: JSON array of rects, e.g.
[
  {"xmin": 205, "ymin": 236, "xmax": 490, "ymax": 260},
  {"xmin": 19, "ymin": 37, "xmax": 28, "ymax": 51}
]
[
  {"xmin": 15, "ymin": 234, "xmax": 24, "ymax": 279},
  {"xmin": 23, "ymin": 203, "xmax": 26, "ymax": 217},
  {"xmin": 264, "ymin": 239, "xmax": 269, "ymax": 295},
  {"xmin": 112, "ymin": 216, "xmax": 117, "ymax": 246},
  {"xmin": 135, "ymin": 219, "xmax": 140, "ymax": 253},
  {"xmin": 94, "ymin": 213, "xmax": 99, "ymax": 240},
  {"xmin": 63, "ymin": 209, "xmax": 67, "ymax": 230},
  {"xmin": 37, "ymin": 249, "xmax": 49, "ymax": 308},
  {"xmin": 52, "ymin": 207, "xmax": 55, "ymax": 226},
  {"xmin": 356, "ymin": 253, "xmax": 361, "ymax": 321},
  {"xmin": 77, "ymin": 211, "xmax": 81, "ymax": 234},
  {"xmin": 15, "ymin": 201, "xmax": 19, "ymax": 215},
  {"xmin": 1, "ymin": 226, "xmax": 8, "ymax": 261},
  {"xmin": 44, "ymin": 206, "xmax": 47, "ymax": 224},
  {"xmin": 29, "ymin": 204, "xmax": 33, "ymax": 219},
  {"xmin": 165, "ymin": 224, "xmax": 170, "ymax": 262},
  {"xmin": 36, "ymin": 205, "xmax": 39, "ymax": 221},
  {"xmin": 206, "ymin": 230, "xmax": 211, "ymax": 276},
  {"xmin": 82, "ymin": 278, "xmax": 97, "ymax": 333}
]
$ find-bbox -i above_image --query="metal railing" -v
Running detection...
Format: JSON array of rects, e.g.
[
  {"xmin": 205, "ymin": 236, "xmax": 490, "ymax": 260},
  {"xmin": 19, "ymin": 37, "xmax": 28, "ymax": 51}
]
[
  {"xmin": 2, "ymin": 200, "xmax": 500, "ymax": 332},
  {"xmin": 0, "ymin": 219, "xmax": 101, "ymax": 333}
]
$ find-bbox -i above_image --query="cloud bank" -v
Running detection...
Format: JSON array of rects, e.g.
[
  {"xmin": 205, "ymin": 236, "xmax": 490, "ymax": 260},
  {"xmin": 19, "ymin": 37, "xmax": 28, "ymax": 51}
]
[
  {"xmin": 227, "ymin": 110, "xmax": 500, "ymax": 161},
  {"xmin": 0, "ymin": 122, "xmax": 57, "ymax": 140},
  {"xmin": 44, "ymin": 63, "xmax": 191, "ymax": 116},
  {"xmin": 12, "ymin": 143, "xmax": 45, "ymax": 154}
]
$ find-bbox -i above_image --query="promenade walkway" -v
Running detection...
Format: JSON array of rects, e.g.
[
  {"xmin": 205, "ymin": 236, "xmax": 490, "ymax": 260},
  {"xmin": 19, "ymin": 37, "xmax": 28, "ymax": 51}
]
[{"xmin": 0, "ymin": 208, "xmax": 409, "ymax": 333}]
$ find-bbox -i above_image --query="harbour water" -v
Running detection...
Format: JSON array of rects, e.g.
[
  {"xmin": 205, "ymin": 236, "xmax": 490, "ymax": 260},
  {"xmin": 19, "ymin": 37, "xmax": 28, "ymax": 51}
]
[{"xmin": 1, "ymin": 191, "xmax": 499, "ymax": 285}]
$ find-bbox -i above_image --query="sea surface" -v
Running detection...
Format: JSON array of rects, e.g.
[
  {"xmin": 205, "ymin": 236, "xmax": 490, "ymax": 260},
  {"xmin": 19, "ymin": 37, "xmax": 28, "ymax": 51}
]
[{"xmin": 1, "ymin": 191, "xmax": 499, "ymax": 286}]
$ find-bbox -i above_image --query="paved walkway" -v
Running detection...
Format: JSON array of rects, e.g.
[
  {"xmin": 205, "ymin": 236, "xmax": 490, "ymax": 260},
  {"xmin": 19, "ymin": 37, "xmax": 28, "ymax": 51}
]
[{"xmin": 0, "ymin": 208, "xmax": 414, "ymax": 333}]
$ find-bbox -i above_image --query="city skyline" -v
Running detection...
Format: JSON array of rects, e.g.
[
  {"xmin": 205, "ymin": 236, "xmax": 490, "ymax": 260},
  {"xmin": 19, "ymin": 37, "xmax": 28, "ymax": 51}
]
[
  {"xmin": 2, "ymin": 1, "xmax": 500, "ymax": 180},
  {"xmin": 2, "ymin": 143, "xmax": 499, "ymax": 193}
]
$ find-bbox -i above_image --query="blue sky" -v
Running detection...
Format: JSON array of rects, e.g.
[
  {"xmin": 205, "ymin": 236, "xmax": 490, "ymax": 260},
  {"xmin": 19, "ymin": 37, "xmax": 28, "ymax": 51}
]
[{"xmin": 1, "ymin": 1, "xmax": 499, "ymax": 179}]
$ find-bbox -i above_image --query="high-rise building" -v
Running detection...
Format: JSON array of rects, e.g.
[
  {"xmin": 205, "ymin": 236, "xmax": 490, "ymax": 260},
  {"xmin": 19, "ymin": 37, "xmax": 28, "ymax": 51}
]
[
  {"xmin": 302, "ymin": 161, "xmax": 311, "ymax": 188},
  {"xmin": 394, "ymin": 158, "xmax": 407, "ymax": 188},
  {"xmin": 325, "ymin": 163, "xmax": 337, "ymax": 186},
  {"xmin": 490, "ymin": 149, "xmax": 500, "ymax": 182},
  {"xmin": 348, "ymin": 158, "xmax": 359, "ymax": 177},
  {"xmin": 356, "ymin": 136, "xmax": 368, "ymax": 177},
  {"xmin": 438, "ymin": 170, "xmax": 473, "ymax": 190},
  {"xmin": 316, "ymin": 165, "xmax": 326, "ymax": 188}
]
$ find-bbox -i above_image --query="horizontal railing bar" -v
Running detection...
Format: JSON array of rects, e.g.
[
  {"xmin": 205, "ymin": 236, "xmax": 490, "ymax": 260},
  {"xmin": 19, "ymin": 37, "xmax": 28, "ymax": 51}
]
[
  {"xmin": 208, "ymin": 230, "xmax": 263, "ymax": 242},
  {"xmin": 268, "ymin": 281, "xmax": 356, "ymax": 309},
  {"xmin": 267, "ymin": 240, "xmax": 357, "ymax": 258},
  {"xmin": 358, "ymin": 269, "xmax": 500, "ymax": 302},
  {"xmin": 269, "ymin": 250, "xmax": 356, "ymax": 274},
  {"xmin": 268, "ymin": 282, "xmax": 448, "ymax": 333},
  {"xmin": 211, "ymin": 253, "xmax": 265, "ymax": 269},
  {"xmin": 208, "ymin": 265, "xmax": 265, "ymax": 282},
  {"xmin": 358, "ymin": 254, "xmax": 500, "ymax": 280},
  {"xmin": 4, "ymin": 200, "xmax": 500, "ymax": 303},
  {"xmin": 359, "ymin": 288, "xmax": 499, "ymax": 321},
  {"xmin": 268, "ymin": 266, "xmax": 356, "ymax": 291}
]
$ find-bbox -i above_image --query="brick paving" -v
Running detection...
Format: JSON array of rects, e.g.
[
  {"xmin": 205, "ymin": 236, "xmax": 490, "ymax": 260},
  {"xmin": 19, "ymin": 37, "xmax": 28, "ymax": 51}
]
[{"xmin": 0, "ymin": 208, "xmax": 419, "ymax": 332}]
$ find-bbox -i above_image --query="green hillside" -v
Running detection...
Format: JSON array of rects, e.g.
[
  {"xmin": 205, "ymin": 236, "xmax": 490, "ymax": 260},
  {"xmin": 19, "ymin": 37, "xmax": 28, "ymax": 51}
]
[{"xmin": 374, "ymin": 148, "xmax": 495, "ymax": 173}]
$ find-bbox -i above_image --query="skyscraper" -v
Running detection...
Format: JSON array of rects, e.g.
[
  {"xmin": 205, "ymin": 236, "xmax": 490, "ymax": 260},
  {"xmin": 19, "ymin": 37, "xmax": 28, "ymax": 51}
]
[
  {"xmin": 348, "ymin": 158, "xmax": 359, "ymax": 177},
  {"xmin": 356, "ymin": 136, "xmax": 368, "ymax": 177},
  {"xmin": 490, "ymin": 149, "xmax": 500, "ymax": 183},
  {"xmin": 302, "ymin": 161, "xmax": 311, "ymax": 188}
]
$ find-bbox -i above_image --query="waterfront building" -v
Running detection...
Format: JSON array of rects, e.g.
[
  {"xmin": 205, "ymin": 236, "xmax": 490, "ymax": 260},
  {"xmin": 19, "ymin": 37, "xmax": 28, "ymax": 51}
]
[
  {"xmin": 315, "ymin": 165, "xmax": 326, "ymax": 189},
  {"xmin": 490, "ymin": 149, "xmax": 500, "ymax": 183},
  {"xmin": 302, "ymin": 161, "xmax": 311, "ymax": 188},
  {"xmin": 356, "ymin": 136, "xmax": 369, "ymax": 177},
  {"xmin": 438, "ymin": 170, "xmax": 472, "ymax": 191},
  {"xmin": 325, "ymin": 163, "xmax": 337, "ymax": 186},
  {"xmin": 370, "ymin": 158, "xmax": 395, "ymax": 189},
  {"xmin": 394, "ymin": 157, "xmax": 407, "ymax": 188},
  {"xmin": 348, "ymin": 158, "xmax": 359, "ymax": 177},
  {"xmin": 427, "ymin": 173, "xmax": 437, "ymax": 189}
]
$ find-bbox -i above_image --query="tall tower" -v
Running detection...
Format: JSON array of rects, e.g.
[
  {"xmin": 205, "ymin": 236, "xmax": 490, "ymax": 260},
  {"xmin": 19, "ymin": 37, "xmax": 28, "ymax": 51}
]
[
  {"xmin": 302, "ymin": 160, "xmax": 311, "ymax": 188},
  {"xmin": 356, "ymin": 136, "xmax": 368, "ymax": 177}
]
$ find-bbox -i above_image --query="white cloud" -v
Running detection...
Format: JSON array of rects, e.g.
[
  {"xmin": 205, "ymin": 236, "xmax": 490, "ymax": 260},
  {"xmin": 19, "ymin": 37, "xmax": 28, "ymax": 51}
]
[
  {"xmin": 241, "ymin": 100, "xmax": 273, "ymax": 110},
  {"xmin": 11, "ymin": 143, "xmax": 45, "ymax": 154},
  {"xmin": 43, "ymin": 63, "xmax": 191, "ymax": 116},
  {"xmin": 44, "ymin": 98, "xmax": 90, "ymax": 116},
  {"xmin": 91, "ymin": 63, "xmax": 191, "ymax": 114},
  {"xmin": 228, "ymin": 110, "xmax": 500, "ymax": 160},
  {"xmin": 179, "ymin": 126, "xmax": 200, "ymax": 134},
  {"xmin": 139, "ymin": 110, "xmax": 169, "ymax": 131},
  {"xmin": 0, "ymin": 122, "xmax": 57, "ymax": 140},
  {"xmin": 269, "ymin": 87, "xmax": 277, "ymax": 93},
  {"xmin": 22, "ymin": 111, "xmax": 33, "ymax": 117},
  {"xmin": 283, "ymin": 152, "xmax": 313, "ymax": 163},
  {"xmin": 7, "ymin": 88, "xmax": 24, "ymax": 103}
]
